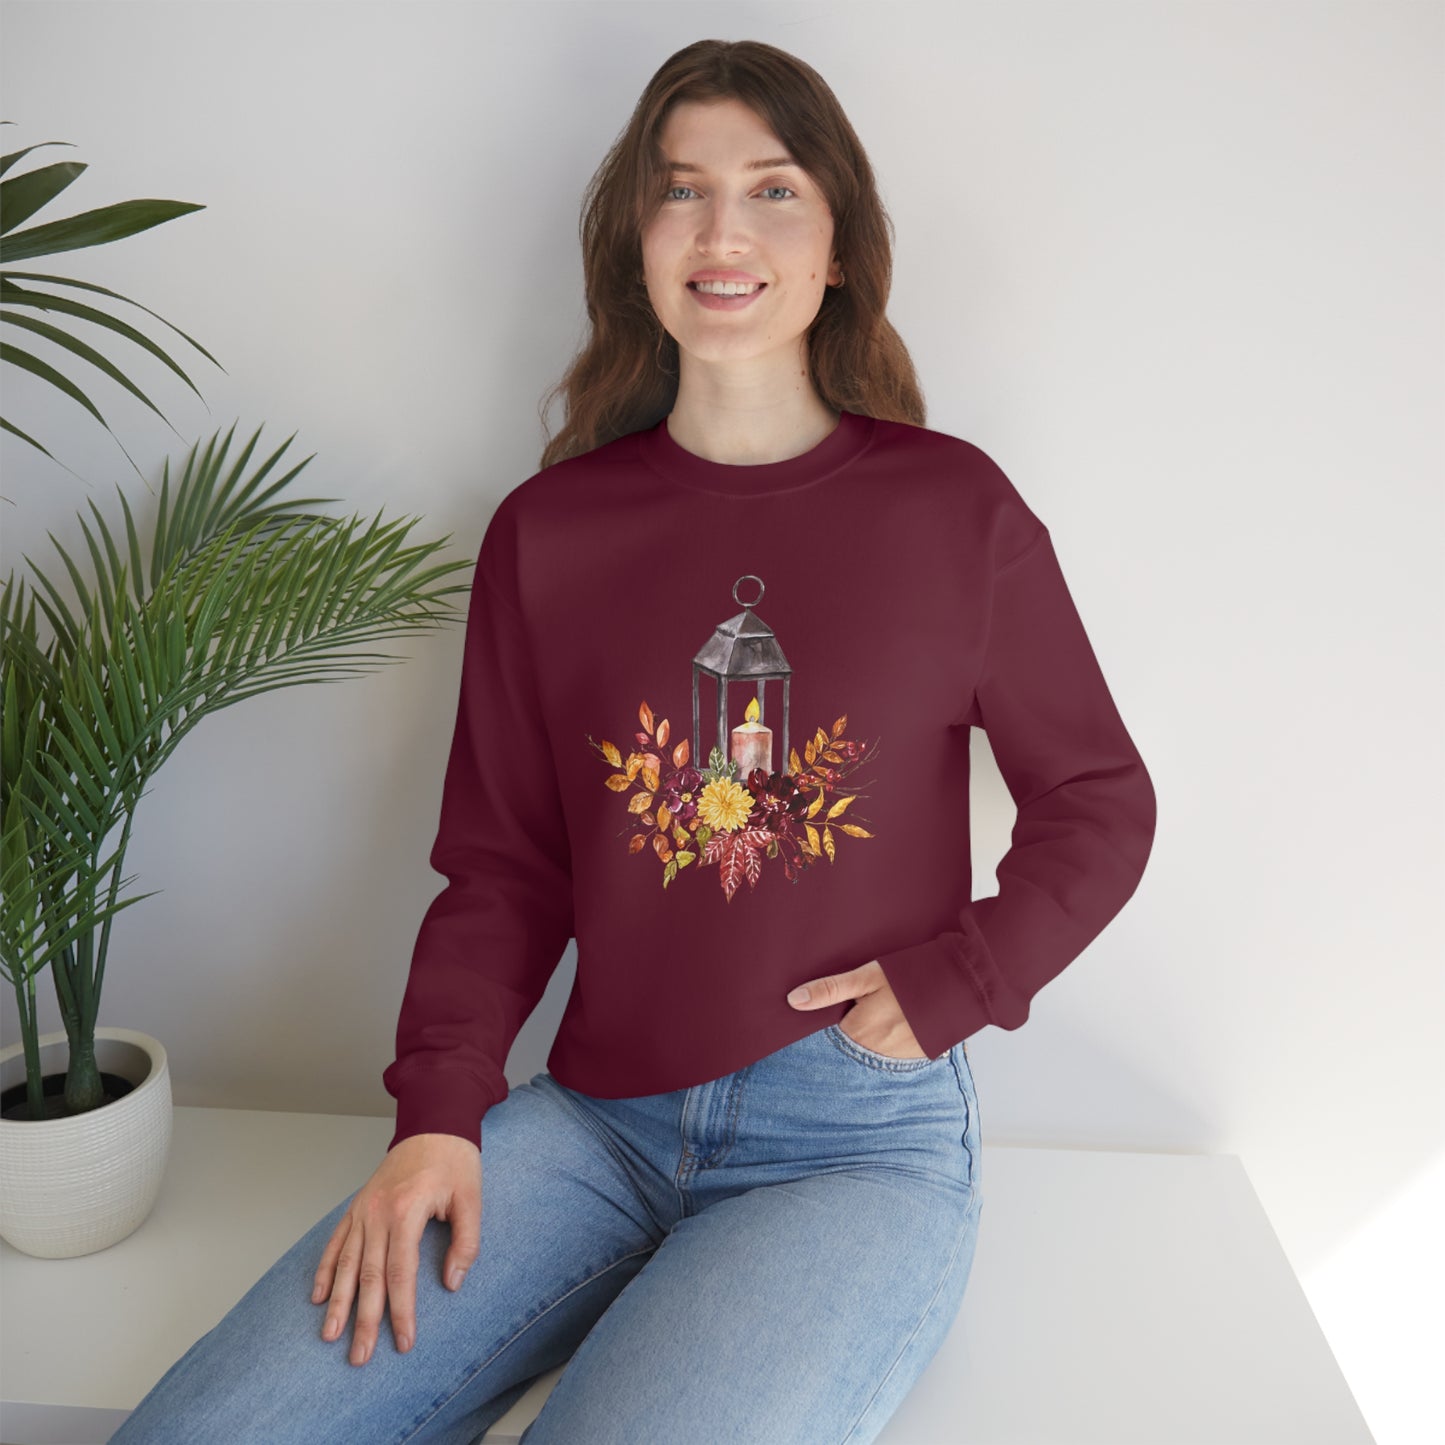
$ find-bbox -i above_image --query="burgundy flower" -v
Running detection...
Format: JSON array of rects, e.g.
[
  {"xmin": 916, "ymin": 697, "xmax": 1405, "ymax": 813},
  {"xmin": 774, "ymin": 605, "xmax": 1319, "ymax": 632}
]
[
  {"xmin": 660, "ymin": 764, "xmax": 705, "ymax": 823},
  {"xmin": 744, "ymin": 769, "xmax": 810, "ymax": 830}
]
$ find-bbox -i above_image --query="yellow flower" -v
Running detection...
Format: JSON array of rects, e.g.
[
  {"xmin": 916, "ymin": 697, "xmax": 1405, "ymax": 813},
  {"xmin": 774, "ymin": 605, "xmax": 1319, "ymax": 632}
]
[{"xmin": 696, "ymin": 777, "xmax": 754, "ymax": 833}]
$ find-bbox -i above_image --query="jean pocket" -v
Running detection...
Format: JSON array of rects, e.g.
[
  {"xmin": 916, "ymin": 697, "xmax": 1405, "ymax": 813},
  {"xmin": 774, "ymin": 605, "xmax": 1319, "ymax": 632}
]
[{"xmin": 825, "ymin": 1023, "xmax": 943, "ymax": 1073}]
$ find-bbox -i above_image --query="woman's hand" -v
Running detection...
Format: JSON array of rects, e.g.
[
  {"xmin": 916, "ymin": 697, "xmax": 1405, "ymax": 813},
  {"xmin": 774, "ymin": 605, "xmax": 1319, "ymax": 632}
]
[
  {"xmin": 312, "ymin": 1132, "xmax": 481, "ymax": 1366},
  {"xmin": 786, "ymin": 958, "xmax": 929, "ymax": 1059}
]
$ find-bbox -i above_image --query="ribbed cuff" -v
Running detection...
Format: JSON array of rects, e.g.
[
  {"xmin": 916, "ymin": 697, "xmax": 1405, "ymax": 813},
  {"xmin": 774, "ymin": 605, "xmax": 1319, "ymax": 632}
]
[
  {"xmin": 875, "ymin": 921, "xmax": 997, "ymax": 1061},
  {"xmin": 386, "ymin": 1069, "xmax": 499, "ymax": 1153}
]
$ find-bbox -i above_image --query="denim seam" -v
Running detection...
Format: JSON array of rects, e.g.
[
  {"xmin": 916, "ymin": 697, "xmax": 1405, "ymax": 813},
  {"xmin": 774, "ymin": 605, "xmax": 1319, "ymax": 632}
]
[
  {"xmin": 676, "ymin": 1086, "xmax": 698, "ymax": 1195},
  {"xmin": 704, "ymin": 1067, "xmax": 748, "ymax": 1171},
  {"xmin": 395, "ymin": 1243, "xmax": 658, "ymax": 1445},
  {"xmin": 825, "ymin": 1023, "xmax": 937, "ymax": 1073},
  {"xmin": 836, "ymin": 1221, "xmax": 971, "ymax": 1445},
  {"xmin": 674, "ymin": 1069, "xmax": 749, "ymax": 1206},
  {"xmin": 947, "ymin": 1049, "xmax": 979, "ymax": 1190}
]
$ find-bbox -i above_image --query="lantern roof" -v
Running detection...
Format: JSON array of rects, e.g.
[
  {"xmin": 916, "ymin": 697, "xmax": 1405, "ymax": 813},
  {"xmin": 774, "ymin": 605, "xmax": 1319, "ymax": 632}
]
[
  {"xmin": 693, "ymin": 605, "xmax": 793, "ymax": 679},
  {"xmin": 693, "ymin": 576, "xmax": 793, "ymax": 680}
]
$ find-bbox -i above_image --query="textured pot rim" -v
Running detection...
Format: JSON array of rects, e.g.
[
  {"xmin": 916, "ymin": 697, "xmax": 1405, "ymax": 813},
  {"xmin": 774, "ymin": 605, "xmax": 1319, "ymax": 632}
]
[{"xmin": 0, "ymin": 1027, "xmax": 168, "ymax": 1132}]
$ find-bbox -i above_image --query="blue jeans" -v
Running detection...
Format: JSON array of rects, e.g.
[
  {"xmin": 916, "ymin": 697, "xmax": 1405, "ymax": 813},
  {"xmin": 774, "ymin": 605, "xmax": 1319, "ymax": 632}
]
[{"xmin": 109, "ymin": 1023, "xmax": 983, "ymax": 1444}]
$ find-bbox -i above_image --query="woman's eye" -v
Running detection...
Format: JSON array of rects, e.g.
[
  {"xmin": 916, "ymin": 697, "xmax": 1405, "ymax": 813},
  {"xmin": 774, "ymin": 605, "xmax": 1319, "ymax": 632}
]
[{"xmin": 663, "ymin": 184, "xmax": 797, "ymax": 202}]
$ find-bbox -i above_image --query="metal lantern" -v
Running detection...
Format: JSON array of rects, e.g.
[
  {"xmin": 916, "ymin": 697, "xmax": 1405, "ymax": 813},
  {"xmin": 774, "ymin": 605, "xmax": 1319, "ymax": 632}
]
[{"xmin": 692, "ymin": 574, "xmax": 793, "ymax": 779}]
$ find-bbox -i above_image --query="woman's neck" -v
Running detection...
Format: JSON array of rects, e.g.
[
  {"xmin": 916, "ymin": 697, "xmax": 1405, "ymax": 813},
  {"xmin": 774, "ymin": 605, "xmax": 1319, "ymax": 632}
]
[{"xmin": 663, "ymin": 392, "xmax": 841, "ymax": 468}]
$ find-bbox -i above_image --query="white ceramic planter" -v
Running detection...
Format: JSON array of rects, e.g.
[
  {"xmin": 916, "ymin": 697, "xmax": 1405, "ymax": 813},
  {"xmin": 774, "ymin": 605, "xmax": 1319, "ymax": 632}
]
[{"xmin": 0, "ymin": 1026, "xmax": 172, "ymax": 1258}]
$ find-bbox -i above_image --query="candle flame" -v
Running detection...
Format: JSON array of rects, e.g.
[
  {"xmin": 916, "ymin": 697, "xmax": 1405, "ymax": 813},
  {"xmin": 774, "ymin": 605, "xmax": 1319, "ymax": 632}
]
[{"xmin": 745, "ymin": 695, "xmax": 760, "ymax": 723}]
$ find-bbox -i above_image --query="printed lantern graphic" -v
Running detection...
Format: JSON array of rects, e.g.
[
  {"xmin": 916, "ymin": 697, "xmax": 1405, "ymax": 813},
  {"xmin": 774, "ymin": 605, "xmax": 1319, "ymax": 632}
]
[
  {"xmin": 584, "ymin": 571, "xmax": 880, "ymax": 899},
  {"xmin": 692, "ymin": 574, "xmax": 792, "ymax": 776}
]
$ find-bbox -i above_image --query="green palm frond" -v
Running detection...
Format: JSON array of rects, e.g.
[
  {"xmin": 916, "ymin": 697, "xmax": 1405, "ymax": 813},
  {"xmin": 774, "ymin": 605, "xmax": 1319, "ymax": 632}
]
[
  {"xmin": 1, "ymin": 419, "xmax": 475, "ymax": 1117},
  {"xmin": 0, "ymin": 123, "xmax": 222, "ymax": 484},
  {"xmin": 20, "ymin": 419, "xmax": 344, "ymax": 656}
]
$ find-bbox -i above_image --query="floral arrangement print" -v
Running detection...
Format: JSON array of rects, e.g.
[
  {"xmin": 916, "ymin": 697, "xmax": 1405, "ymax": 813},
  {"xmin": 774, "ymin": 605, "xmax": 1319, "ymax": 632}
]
[{"xmin": 586, "ymin": 700, "xmax": 879, "ymax": 902}]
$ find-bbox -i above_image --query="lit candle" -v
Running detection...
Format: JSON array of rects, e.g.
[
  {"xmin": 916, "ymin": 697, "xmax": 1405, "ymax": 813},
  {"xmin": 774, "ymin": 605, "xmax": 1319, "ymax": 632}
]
[{"xmin": 731, "ymin": 695, "xmax": 772, "ymax": 777}]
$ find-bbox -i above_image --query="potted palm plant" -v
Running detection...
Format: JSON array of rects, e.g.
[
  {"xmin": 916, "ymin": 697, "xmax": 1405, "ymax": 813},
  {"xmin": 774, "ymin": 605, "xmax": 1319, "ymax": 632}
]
[{"xmin": 0, "ymin": 127, "xmax": 474, "ymax": 1257}]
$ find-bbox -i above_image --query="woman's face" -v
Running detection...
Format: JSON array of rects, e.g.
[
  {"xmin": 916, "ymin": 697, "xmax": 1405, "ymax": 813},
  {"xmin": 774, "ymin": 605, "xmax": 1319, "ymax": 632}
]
[{"xmin": 640, "ymin": 97, "xmax": 842, "ymax": 375}]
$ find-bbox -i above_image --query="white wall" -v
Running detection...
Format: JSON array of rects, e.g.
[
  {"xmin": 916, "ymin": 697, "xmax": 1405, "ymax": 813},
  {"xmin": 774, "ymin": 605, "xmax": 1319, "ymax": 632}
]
[{"xmin": 2, "ymin": 2, "xmax": 1439, "ymax": 1439}]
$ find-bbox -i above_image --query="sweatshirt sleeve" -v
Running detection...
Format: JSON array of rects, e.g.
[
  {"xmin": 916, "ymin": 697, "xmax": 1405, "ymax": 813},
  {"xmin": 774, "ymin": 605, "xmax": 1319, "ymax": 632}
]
[
  {"xmin": 381, "ymin": 515, "xmax": 574, "ymax": 1152},
  {"xmin": 875, "ymin": 522, "xmax": 1156, "ymax": 1060}
]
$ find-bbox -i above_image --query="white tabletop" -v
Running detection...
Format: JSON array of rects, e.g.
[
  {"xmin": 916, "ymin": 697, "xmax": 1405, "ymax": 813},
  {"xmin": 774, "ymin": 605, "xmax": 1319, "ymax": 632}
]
[{"xmin": 0, "ymin": 1106, "xmax": 1373, "ymax": 1444}]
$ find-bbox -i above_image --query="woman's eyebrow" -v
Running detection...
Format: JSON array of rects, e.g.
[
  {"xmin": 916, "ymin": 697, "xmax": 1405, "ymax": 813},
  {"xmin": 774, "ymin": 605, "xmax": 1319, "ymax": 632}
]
[{"xmin": 665, "ymin": 156, "xmax": 800, "ymax": 173}]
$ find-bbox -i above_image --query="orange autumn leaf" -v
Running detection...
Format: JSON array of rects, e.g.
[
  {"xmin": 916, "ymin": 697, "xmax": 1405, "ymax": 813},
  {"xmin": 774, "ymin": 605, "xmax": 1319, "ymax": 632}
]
[
  {"xmin": 641, "ymin": 765, "xmax": 661, "ymax": 792},
  {"xmin": 628, "ymin": 793, "xmax": 653, "ymax": 814},
  {"xmin": 657, "ymin": 801, "xmax": 672, "ymax": 831},
  {"xmin": 601, "ymin": 739, "xmax": 622, "ymax": 767},
  {"xmin": 628, "ymin": 834, "xmax": 648, "ymax": 854},
  {"xmin": 652, "ymin": 834, "xmax": 673, "ymax": 862},
  {"xmin": 639, "ymin": 700, "xmax": 655, "ymax": 735},
  {"xmin": 672, "ymin": 737, "xmax": 691, "ymax": 769},
  {"xmin": 604, "ymin": 773, "xmax": 632, "ymax": 792},
  {"xmin": 657, "ymin": 717, "xmax": 670, "ymax": 746}
]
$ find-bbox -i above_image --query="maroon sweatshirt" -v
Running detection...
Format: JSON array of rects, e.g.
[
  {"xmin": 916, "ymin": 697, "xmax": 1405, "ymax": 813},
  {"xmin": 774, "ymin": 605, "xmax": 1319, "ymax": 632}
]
[{"xmin": 382, "ymin": 409, "xmax": 1156, "ymax": 1151}]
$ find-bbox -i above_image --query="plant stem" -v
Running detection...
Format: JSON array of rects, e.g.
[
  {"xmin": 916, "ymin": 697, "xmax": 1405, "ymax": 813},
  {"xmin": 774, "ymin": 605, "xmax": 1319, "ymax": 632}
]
[
  {"xmin": 62, "ymin": 1016, "xmax": 101, "ymax": 1113},
  {"xmin": 5, "ymin": 968, "xmax": 46, "ymax": 1119},
  {"xmin": 40, "ymin": 809, "xmax": 140, "ymax": 1117},
  {"xmin": 91, "ymin": 804, "xmax": 139, "ymax": 1014}
]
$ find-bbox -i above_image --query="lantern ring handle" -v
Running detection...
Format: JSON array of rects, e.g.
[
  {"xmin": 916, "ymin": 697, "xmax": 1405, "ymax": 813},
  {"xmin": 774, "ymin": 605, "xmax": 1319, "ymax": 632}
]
[{"xmin": 733, "ymin": 574, "xmax": 765, "ymax": 608}]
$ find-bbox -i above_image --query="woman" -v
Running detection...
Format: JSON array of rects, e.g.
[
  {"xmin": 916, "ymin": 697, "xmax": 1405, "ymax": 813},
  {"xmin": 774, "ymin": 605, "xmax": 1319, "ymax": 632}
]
[{"xmin": 111, "ymin": 38, "xmax": 1155, "ymax": 1445}]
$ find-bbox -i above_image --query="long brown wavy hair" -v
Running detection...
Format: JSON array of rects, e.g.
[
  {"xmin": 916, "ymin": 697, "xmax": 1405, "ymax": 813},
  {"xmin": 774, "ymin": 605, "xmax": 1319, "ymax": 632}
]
[{"xmin": 537, "ymin": 38, "xmax": 926, "ymax": 469}]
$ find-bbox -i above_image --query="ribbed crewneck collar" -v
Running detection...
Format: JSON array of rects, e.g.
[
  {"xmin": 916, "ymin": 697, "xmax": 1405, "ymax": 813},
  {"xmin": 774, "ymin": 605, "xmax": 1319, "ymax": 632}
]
[{"xmin": 635, "ymin": 408, "xmax": 876, "ymax": 497}]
